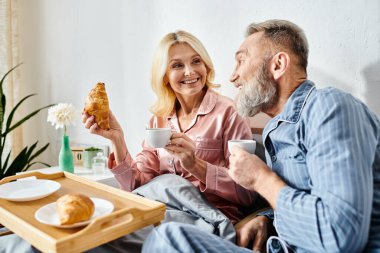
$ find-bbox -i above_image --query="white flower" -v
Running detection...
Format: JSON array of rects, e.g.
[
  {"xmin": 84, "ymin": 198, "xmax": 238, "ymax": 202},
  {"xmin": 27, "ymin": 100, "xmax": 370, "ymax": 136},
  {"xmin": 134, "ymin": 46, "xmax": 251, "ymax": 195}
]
[{"xmin": 47, "ymin": 103, "xmax": 77, "ymax": 132}]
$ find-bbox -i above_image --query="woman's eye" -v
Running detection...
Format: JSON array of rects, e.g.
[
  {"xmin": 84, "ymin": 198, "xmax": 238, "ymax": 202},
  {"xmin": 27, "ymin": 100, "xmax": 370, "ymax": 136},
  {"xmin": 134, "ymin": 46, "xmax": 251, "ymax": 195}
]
[
  {"xmin": 171, "ymin": 63, "xmax": 183, "ymax": 69},
  {"xmin": 193, "ymin": 58, "xmax": 202, "ymax": 64}
]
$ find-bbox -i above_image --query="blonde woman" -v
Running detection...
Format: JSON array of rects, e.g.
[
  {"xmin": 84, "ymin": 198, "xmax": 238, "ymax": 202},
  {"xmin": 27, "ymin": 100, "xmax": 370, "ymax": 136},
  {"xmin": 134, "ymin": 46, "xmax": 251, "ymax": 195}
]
[
  {"xmin": 0, "ymin": 30, "xmax": 259, "ymax": 253},
  {"xmin": 83, "ymin": 30, "xmax": 255, "ymax": 224}
]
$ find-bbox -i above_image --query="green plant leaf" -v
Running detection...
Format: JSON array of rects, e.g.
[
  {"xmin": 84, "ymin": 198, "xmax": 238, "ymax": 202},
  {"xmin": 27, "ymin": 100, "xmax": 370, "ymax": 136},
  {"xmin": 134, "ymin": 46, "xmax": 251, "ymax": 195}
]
[
  {"xmin": 24, "ymin": 162, "xmax": 51, "ymax": 171},
  {"xmin": 25, "ymin": 141, "xmax": 38, "ymax": 161},
  {"xmin": 1, "ymin": 104, "xmax": 55, "ymax": 137},
  {"xmin": 5, "ymin": 94, "xmax": 37, "ymax": 130},
  {"xmin": 0, "ymin": 63, "xmax": 22, "ymax": 89},
  {"xmin": 0, "ymin": 94, "xmax": 6, "ymax": 134},
  {"xmin": 84, "ymin": 147, "xmax": 102, "ymax": 151},
  {"xmin": 0, "ymin": 64, "xmax": 22, "ymax": 134},
  {"xmin": 0, "ymin": 63, "xmax": 51, "ymax": 179},
  {"xmin": 27, "ymin": 143, "xmax": 49, "ymax": 163},
  {"xmin": 3, "ymin": 146, "xmax": 29, "ymax": 177},
  {"xmin": 2, "ymin": 151, "xmax": 11, "ymax": 171}
]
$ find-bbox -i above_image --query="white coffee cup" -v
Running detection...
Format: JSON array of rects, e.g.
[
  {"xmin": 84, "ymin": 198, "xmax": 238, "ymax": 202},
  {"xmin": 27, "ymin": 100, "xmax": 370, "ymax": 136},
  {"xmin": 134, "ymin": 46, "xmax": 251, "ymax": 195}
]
[
  {"xmin": 228, "ymin": 140, "xmax": 256, "ymax": 154},
  {"xmin": 146, "ymin": 128, "xmax": 172, "ymax": 148}
]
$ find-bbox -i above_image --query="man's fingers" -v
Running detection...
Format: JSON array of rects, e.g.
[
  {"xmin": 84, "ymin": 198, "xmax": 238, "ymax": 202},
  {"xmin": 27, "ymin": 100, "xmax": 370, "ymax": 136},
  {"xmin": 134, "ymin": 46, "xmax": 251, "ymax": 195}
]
[
  {"xmin": 236, "ymin": 229, "xmax": 251, "ymax": 247},
  {"xmin": 230, "ymin": 145, "xmax": 249, "ymax": 156},
  {"xmin": 252, "ymin": 230, "xmax": 265, "ymax": 253}
]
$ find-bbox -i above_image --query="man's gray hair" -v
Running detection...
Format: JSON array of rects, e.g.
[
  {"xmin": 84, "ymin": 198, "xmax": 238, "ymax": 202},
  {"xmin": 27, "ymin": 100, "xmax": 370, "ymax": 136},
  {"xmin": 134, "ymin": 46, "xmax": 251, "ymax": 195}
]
[{"xmin": 246, "ymin": 19, "xmax": 309, "ymax": 71}]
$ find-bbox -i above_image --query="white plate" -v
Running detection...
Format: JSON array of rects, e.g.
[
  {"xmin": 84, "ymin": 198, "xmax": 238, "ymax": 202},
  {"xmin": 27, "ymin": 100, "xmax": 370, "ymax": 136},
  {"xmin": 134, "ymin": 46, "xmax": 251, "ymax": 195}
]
[
  {"xmin": 35, "ymin": 198, "xmax": 114, "ymax": 228},
  {"xmin": 0, "ymin": 179, "xmax": 61, "ymax": 201}
]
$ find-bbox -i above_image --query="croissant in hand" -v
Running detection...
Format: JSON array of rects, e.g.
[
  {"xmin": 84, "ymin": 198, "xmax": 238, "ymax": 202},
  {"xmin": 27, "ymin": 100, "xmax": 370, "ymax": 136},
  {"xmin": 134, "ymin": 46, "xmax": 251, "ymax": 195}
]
[
  {"xmin": 84, "ymin": 82, "xmax": 110, "ymax": 130},
  {"xmin": 57, "ymin": 193, "xmax": 95, "ymax": 225}
]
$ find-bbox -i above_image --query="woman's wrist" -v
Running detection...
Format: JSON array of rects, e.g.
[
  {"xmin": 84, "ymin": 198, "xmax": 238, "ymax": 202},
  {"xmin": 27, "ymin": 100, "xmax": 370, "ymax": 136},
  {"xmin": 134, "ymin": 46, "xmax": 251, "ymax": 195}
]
[
  {"xmin": 111, "ymin": 137, "xmax": 128, "ymax": 164},
  {"xmin": 109, "ymin": 129, "xmax": 124, "ymax": 143},
  {"xmin": 189, "ymin": 157, "xmax": 207, "ymax": 183}
]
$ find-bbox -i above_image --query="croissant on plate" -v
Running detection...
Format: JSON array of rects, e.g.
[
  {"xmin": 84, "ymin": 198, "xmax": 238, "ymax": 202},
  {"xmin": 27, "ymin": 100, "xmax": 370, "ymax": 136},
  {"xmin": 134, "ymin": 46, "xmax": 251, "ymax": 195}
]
[
  {"xmin": 84, "ymin": 82, "xmax": 110, "ymax": 130},
  {"xmin": 57, "ymin": 193, "xmax": 95, "ymax": 225}
]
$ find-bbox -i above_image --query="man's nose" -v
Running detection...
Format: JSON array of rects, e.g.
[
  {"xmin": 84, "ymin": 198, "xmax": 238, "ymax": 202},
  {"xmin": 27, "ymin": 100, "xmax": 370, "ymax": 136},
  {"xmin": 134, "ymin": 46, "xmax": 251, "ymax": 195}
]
[{"xmin": 230, "ymin": 70, "xmax": 238, "ymax": 83}]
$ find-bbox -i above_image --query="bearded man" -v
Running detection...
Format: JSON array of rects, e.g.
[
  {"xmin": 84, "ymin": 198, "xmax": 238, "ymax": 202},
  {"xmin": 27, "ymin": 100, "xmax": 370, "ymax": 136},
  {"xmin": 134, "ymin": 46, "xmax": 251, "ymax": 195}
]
[{"xmin": 142, "ymin": 19, "xmax": 380, "ymax": 253}]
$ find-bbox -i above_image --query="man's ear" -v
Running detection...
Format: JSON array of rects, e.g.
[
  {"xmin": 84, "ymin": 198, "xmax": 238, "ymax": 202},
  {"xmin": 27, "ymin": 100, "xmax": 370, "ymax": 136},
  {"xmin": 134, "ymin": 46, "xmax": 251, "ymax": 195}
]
[{"xmin": 269, "ymin": 52, "xmax": 290, "ymax": 81}]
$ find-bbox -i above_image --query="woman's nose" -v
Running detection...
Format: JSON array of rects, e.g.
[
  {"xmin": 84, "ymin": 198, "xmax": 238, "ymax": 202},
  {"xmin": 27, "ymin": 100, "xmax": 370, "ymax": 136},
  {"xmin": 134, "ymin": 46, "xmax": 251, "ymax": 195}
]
[{"xmin": 184, "ymin": 65, "xmax": 194, "ymax": 76}]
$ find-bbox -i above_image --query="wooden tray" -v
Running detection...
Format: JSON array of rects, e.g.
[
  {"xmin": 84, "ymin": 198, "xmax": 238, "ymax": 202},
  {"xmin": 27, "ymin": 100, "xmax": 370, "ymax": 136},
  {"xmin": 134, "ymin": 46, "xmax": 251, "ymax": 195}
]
[{"xmin": 0, "ymin": 171, "xmax": 166, "ymax": 253}]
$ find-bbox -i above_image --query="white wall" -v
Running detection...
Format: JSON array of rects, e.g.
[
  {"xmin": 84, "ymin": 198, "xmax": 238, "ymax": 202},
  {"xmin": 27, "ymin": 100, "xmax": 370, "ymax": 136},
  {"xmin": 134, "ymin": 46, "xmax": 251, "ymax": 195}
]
[{"xmin": 16, "ymin": 0, "xmax": 380, "ymax": 167}]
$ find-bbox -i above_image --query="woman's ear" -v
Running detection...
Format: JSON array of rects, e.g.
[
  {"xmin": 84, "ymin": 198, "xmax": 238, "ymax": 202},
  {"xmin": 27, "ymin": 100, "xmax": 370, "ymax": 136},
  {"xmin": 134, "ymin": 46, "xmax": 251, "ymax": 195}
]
[
  {"xmin": 269, "ymin": 52, "xmax": 290, "ymax": 81},
  {"xmin": 163, "ymin": 75, "xmax": 169, "ymax": 85}
]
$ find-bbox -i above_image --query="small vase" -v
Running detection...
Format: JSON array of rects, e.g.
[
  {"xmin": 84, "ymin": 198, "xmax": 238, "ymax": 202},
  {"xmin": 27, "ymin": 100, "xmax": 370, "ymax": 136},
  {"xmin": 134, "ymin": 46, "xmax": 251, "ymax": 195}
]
[{"xmin": 59, "ymin": 135, "xmax": 74, "ymax": 173}]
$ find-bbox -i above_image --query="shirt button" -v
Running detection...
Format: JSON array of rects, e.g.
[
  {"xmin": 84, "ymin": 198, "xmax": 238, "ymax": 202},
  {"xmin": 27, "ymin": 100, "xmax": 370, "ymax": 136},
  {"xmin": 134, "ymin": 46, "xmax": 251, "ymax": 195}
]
[{"xmin": 271, "ymin": 155, "xmax": 277, "ymax": 162}]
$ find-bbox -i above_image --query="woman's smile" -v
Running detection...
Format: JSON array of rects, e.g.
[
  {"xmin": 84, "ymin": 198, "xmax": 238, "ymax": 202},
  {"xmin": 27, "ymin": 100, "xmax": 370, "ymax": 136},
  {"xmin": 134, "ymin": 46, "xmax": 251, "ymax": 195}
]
[
  {"xmin": 166, "ymin": 43, "xmax": 207, "ymax": 97},
  {"xmin": 181, "ymin": 78, "xmax": 200, "ymax": 85}
]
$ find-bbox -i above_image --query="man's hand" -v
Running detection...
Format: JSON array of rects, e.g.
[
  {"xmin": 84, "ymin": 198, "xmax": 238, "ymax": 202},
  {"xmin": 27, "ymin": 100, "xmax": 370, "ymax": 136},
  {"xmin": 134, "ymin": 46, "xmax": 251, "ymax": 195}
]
[
  {"xmin": 237, "ymin": 215, "xmax": 269, "ymax": 252},
  {"xmin": 228, "ymin": 146, "xmax": 286, "ymax": 208},
  {"xmin": 228, "ymin": 146, "xmax": 270, "ymax": 191}
]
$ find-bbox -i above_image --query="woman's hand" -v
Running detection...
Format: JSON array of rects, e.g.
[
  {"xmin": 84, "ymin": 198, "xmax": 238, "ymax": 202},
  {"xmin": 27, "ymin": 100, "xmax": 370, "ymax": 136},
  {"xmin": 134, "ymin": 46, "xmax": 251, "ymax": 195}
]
[
  {"xmin": 82, "ymin": 110, "xmax": 128, "ymax": 165},
  {"xmin": 165, "ymin": 132, "xmax": 196, "ymax": 169},
  {"xmin": 165, "ymin": 132, "xmax": 206, "ymax": 181},
  {"xmin": 82, "ymin": 110, "xmax": 123, "ymax": 142}
]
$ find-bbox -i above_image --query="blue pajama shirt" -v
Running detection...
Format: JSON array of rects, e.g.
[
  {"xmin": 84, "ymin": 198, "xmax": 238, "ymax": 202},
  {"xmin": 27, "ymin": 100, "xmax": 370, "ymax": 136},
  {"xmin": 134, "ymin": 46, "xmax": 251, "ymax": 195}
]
[{"xmin": 142, "ymin": 80, "xmax": 380, "ymax": 253}]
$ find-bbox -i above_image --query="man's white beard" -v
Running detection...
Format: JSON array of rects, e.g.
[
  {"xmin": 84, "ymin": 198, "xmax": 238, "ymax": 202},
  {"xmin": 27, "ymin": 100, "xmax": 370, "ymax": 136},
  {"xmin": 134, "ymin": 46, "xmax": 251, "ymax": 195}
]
[{"xmin": 235, "ymin": 61, "xmax": 278, "ymax": 117}]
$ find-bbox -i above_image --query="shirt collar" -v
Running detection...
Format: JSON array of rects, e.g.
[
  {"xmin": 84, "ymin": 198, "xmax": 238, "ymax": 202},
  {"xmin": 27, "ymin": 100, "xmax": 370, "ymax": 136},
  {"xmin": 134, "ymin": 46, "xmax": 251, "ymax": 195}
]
[
  {"xmin": 167, "ymin": 88, "xmax": 217, "ymax": 119},
  {"xmin": 276, "ymin": 80, "xmax": 316, "ymax": 124}
]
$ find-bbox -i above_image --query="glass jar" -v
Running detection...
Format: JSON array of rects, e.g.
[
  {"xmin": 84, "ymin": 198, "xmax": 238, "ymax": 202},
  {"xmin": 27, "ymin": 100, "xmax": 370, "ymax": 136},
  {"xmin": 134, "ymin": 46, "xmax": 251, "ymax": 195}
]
[{"xmin": 92, "ymin": 152, "xmax": 107, "ymax": 174}]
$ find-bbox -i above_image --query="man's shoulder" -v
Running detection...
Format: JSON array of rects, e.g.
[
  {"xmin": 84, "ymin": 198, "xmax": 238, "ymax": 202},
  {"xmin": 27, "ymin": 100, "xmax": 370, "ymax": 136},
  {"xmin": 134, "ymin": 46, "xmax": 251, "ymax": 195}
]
[
  {"xmin": 304, "ymin": 86, "xmax": 379, "ymax": 125},
  {"xmin": 313, "ymin": 86, "xmax": 353, "ymax": 100},
  {"xmin": 308, "ymin": 86, "xmax": 364, "ymax": 110}
]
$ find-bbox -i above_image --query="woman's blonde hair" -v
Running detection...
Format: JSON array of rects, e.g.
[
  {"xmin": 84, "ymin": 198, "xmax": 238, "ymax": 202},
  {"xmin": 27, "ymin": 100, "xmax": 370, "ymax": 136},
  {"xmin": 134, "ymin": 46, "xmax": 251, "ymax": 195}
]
[{"xmin": 150, "ymin": 30, "xmax": 219, "ymax": 117}]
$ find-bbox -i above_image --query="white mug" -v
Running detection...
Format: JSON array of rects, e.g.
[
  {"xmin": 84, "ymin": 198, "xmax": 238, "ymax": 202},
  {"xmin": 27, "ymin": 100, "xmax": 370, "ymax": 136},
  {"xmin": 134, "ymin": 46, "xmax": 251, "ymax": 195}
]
[
  {"xmin": 145, "ymin": 128, "xmax": 172, "ymax": 148},
  {"xmin": 228, "ymin": 140, "xmax": 256, "ymax": 154}
]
